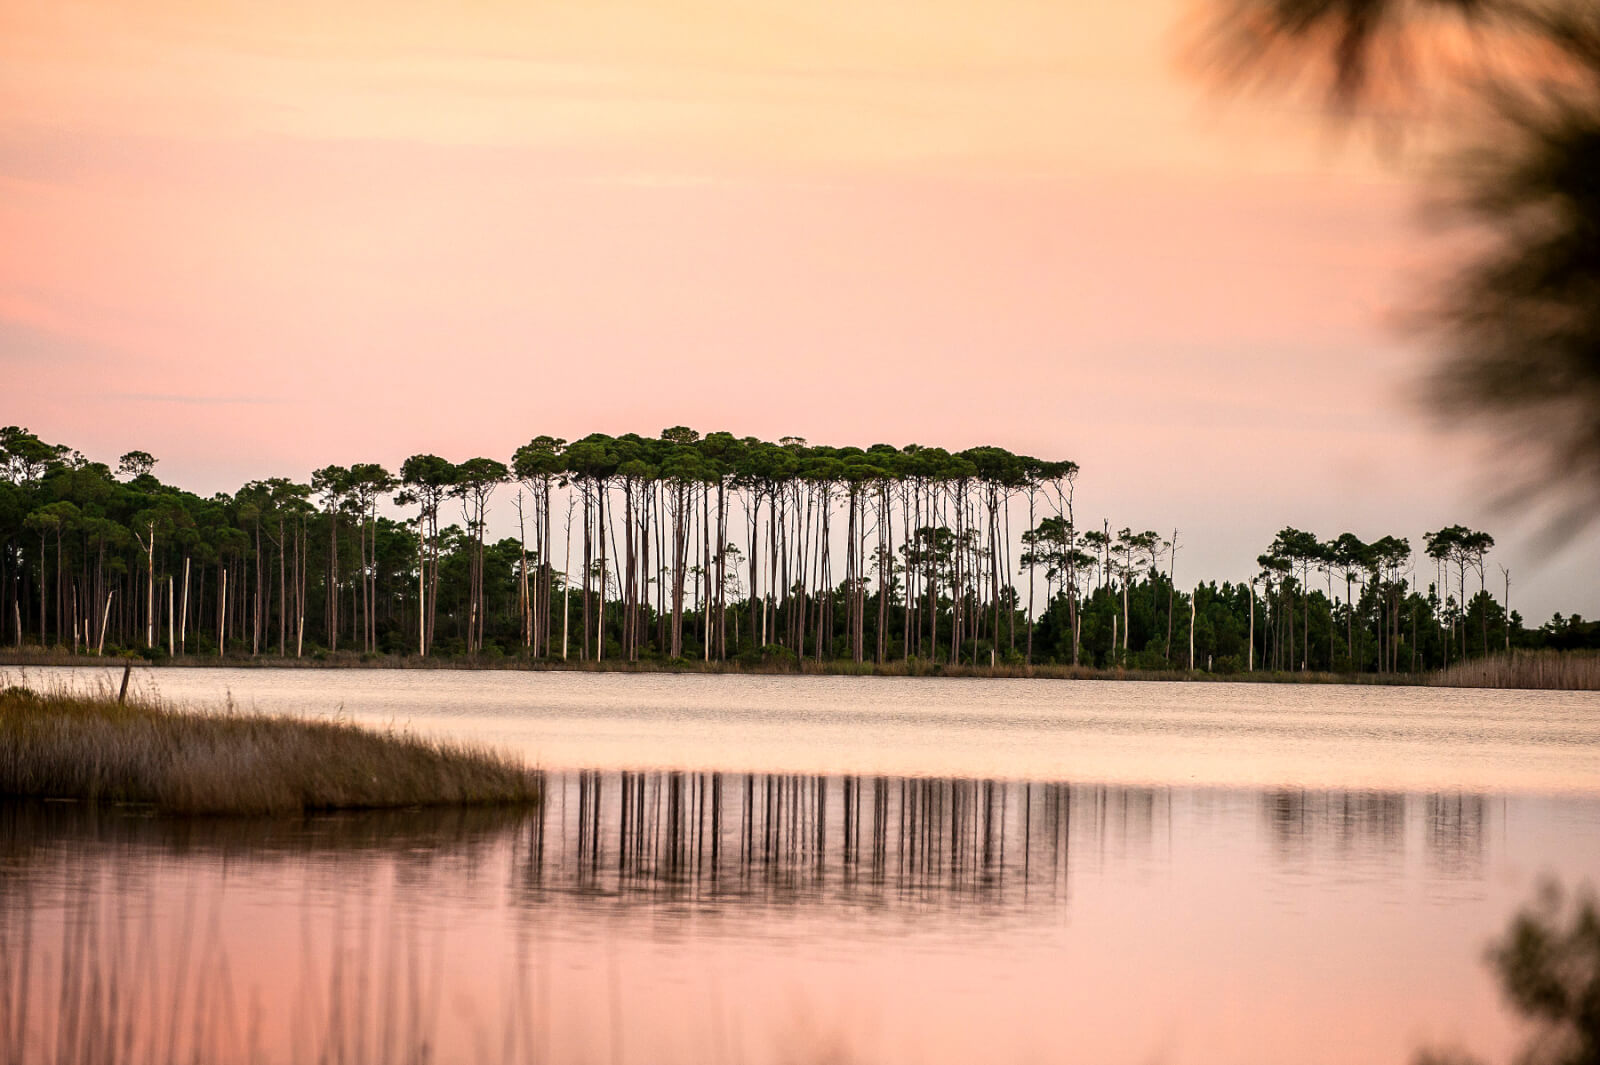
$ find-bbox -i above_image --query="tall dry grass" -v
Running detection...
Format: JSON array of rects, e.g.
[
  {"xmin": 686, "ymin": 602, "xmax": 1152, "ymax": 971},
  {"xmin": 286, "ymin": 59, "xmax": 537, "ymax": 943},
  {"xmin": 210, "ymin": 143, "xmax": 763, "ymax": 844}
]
[
  {"xmin": 0, "ymin": 685, "xmax": 539, "ymax": 815},
  {"xmin": 1432, "ymin": 650, "xmax": 1600, "ymax": 691}
]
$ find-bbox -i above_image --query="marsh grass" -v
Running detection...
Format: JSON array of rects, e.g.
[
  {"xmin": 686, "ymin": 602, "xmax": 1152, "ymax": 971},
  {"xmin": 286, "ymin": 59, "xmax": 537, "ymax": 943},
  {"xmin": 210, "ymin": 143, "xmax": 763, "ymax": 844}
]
[
  {"xmin": 1432, "ymin": 650, "xmax": 1600, "ymax": 691},
  {"xmin": 0, "ymin": 685, "xmax": 539, "ymax": 815}
]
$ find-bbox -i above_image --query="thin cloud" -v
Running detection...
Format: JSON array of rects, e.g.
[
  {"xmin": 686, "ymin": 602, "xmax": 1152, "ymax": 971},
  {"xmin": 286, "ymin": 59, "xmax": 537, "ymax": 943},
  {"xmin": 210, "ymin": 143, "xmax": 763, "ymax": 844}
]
[{"xmin": 108, "ymin": 392, "xmax": 287, "ymax": 407}]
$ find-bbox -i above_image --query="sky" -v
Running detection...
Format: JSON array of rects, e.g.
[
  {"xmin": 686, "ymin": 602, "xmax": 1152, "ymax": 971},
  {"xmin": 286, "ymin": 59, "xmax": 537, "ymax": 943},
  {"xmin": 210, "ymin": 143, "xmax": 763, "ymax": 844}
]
[{"xmin": 3, "ymin": 0, "xmax": 1595, "ymax": 619}]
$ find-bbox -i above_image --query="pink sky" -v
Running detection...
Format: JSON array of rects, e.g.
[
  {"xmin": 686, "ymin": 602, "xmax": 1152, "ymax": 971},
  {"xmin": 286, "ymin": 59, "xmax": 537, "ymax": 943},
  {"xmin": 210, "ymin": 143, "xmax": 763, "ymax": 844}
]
[{"xmin": 3, "ymin": 0, "xmax": 1594, "ymax": 618}]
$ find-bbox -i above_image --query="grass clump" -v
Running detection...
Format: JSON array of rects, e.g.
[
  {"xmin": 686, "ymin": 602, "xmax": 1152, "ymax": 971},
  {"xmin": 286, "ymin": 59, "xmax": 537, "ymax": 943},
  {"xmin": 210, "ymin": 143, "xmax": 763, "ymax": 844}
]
[
  {"xmin": 1433, "ymin": 650, "xmax": 1600, "ymax": 691},
  {"xmin": 0, "ymin": 685, "xmax": 539, "ymax": 815}
]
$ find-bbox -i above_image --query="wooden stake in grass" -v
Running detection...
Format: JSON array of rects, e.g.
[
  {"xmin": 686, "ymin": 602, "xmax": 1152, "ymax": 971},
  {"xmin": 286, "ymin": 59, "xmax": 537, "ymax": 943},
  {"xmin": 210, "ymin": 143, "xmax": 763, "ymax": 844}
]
[{"xmin": 118, "ymin": 662, "xmax": 131, "ymax": 704}]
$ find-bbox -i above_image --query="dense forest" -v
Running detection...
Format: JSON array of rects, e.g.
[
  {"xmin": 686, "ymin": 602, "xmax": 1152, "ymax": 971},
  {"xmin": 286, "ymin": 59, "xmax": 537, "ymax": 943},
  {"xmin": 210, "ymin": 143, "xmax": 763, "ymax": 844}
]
[{"xmin": 2, "ymin": 425, "xmax": 1595, "ymax": 672}]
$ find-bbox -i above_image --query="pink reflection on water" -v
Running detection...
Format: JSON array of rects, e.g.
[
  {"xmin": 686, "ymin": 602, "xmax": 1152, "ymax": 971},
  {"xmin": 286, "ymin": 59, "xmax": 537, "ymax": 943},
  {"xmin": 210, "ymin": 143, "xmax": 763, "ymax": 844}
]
[{"xmin": 5, "ymin": 774, "xmax": 1598, "ymax": 1065}]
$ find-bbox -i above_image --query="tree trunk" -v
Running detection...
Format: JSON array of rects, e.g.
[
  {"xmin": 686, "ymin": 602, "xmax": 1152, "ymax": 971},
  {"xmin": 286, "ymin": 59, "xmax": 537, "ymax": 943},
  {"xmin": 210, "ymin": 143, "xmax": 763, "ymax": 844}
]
[
  {"xmin": 1189, "ymin": 595, "xmax": 1196, "ymax": 670},
  {"xmin": 1165, "ymin": 531, "xmax": 1178, "ymax": 665},
  {"xmin": 37, "ymin": 531, "xmax": 47, "ymax": 646},
  {"xmin": 1503, "ymin": 570, "xmax": 1511, "ymax": 653},
  {"xmin": 596, "ymin": 484, "xmax": 607, "ymax": 660},
  {"xmin": 179, "ymin": 556, "xmax": 190, "ymax": 655},
  {"xmin": 703, "ymin": 483, "xmax": 713, "ymax": 662},
  {"xmin": 418, "ymin": 510, "xmax": 428, "ymax": 656},
  {"xmin": 145, "ymin": 526, "xmax": 155, "ymax": 648},
  {"xmin": 1248, "ymin": 579, "xmax": 1255, "ymax": 672},
  {"xmin": 562, "ymin": 505, "xmax": 573, "ymax": 661},
  {"xmin": 328, "ymin": 516, "xmax": 339, "ymax": 654},
  {"xmin": 96, "ymin": 591, "xmax": 114, "ymax": 655},
  {"xmin": 1122, "ymin": 578, "xmax": 1130, "ymax": 662}
]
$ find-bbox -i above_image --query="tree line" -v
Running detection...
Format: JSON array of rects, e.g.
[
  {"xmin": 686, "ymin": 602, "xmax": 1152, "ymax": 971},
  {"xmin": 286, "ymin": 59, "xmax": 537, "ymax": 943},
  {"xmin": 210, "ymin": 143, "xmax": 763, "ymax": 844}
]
[{"xmin": 2, "ymin": 425, "xmax": 1594, "ymax": 671}]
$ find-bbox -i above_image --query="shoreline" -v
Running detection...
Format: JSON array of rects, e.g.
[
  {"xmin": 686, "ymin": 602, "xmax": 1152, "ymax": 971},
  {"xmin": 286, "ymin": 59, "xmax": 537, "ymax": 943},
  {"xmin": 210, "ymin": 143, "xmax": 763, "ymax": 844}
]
[
  {"xmin": 0, "ymin": 648, "xmax": 1431, "ymax": 685},
  {"xmin": 4, "ymin": 649, "xmax": 1593, "ymax": 689}
]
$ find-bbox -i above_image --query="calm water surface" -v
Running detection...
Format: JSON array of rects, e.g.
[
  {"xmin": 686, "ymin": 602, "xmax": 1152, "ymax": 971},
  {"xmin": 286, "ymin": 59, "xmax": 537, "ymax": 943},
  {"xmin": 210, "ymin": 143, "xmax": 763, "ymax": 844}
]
[{"xmin": 4, "ymin": 665, "xmax": 1600, "ymax": 1065}]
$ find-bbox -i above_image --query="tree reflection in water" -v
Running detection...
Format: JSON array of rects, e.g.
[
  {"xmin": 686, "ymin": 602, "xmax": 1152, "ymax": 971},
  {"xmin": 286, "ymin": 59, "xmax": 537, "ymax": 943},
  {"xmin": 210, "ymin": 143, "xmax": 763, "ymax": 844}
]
[{"xmin": 0, "ymin": 774, "xmax": 1579, "ymax": 1065}]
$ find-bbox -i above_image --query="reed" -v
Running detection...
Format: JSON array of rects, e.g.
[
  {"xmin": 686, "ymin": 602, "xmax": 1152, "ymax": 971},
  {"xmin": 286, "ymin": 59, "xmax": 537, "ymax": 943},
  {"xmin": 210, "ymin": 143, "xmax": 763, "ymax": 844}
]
[
  {"xmin": 0, "ymin": 685, "xmax": 539, "ymax": 815},
  {"xmin": 1432, "ymin": 650, "xmax": 1600, "ymax": 691}
]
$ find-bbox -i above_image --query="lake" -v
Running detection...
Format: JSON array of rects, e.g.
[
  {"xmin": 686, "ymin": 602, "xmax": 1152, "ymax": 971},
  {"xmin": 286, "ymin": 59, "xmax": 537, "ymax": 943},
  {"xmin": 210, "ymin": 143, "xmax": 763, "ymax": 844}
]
[{"xmin": 4, "ymin": 665, "xmax": 1600, "ymax": 1064}]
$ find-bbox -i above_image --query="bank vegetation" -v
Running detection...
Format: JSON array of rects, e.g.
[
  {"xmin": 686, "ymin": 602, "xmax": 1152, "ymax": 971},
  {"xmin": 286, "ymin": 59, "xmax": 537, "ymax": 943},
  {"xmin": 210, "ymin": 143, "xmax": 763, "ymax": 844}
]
[
  {"xmin": 4, "ymin": 426, "xmax": 1596, "ymax": 682},
  {"xmin": 1433, "ymin": 650, "xmax": 1600, "ymax": 692},
  {"xmin": 0, "ymin": 685, "xmax": 539, "ymax": 815}
]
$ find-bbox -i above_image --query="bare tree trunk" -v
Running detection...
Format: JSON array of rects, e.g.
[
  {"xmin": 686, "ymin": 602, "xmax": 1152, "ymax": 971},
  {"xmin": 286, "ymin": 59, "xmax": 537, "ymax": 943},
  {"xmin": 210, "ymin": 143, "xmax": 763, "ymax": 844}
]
[
  {"xmin": 878, "ymin": 483, "xmax": 890, "ymax": 665},
  {"xmin": 927, "ymin": 487, "xmax": 938, "ymax": 662},
  {"xmin": 517, "ymin": 492, "xmax": 532, "ymax": 652},
  {"xmin": 748, "ymin": 491, "xmax": 761, "ymax": 650},
  {"xmin": 671, "ymin": 481, "xmax": 687, "ymax": 658},
  {"xmin": 563, "ymin": 499, "xmax": 573, "ymax": 661},
  {"xmin": 947, "ymin": 488, "xmax": 960, "ymax": 666},
  {"xmin": 1165, "ymin": 530, "xmax": 1178, "ymax": 665},
  {"xmin": 903, "ymin": 485, "xmax": 914, "ymax": 662},
  {"xmin": 988, "ymin": 491, "xmax": 999, "ymax": 668},
  {"xmin": 372, "ymin": 501, "xmax": 381, "ymax": 655},
  {"xmin": 596, "ymin": 484, "xmax": 607, "ymax": 660},
  {"xmin": 418, "ymin": 514, "xmax": 427, "ymax": 656},
  {"xmin": 144, "ymin": 526, "xmax": 155, "ymax": 648},
  {"xmin": 543, "ymin": 482, "xmax": 553, "ymax": 657},
  {"xmin": 1502, "ymin": 567, "xmax": 1512, "ymax": 653},
  {"xmin": 1025, "ymin": 491, "xmax": 1035, "ymax": 666},
  {"xmin": 847, "ymin": 487, "xmax": 861, "ymax": 664},
  {"xmin": 716, "ymin": 480, "xmax": 727, "ymax": 659},
  {"xmin": 1248, "ymin": 579, "xmax": 1255, "ymax": 672},
  {"xmin": 354, "ymin": 512, "xmax": 365, "ymax": 654},
  {"xmin": 581, "ymin": 487, "xmax": 592, "ymax": 660},
  {"xmin": 299, "ymin": 519, "xmax": 307, "ymax": 657},
  {"xmin": 96, "ymin": 591, "xmax": 114, "ymax": 656},
  {"xmin": 703, "ymin": 484, "xmax": 713, "ymax": 662},
  {"xmin": 179, "ymin": 556, "xmax": 190, "ymax": 655}
]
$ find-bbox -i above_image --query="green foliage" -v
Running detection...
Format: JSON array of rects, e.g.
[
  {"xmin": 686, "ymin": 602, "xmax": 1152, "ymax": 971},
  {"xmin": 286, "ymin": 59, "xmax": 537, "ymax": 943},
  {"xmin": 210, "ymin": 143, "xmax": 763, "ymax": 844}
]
[
  {"xmin": 1200, "ymin": 0, "xmax": 1600, "ymax": 529},
  {"xmin": 1, "ymin": 424, "xmax": 1593, "ymax": 676},
  {"xmin": 1417, "ymin": 880, "xmax": 1600, "ymax": 1065}
]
